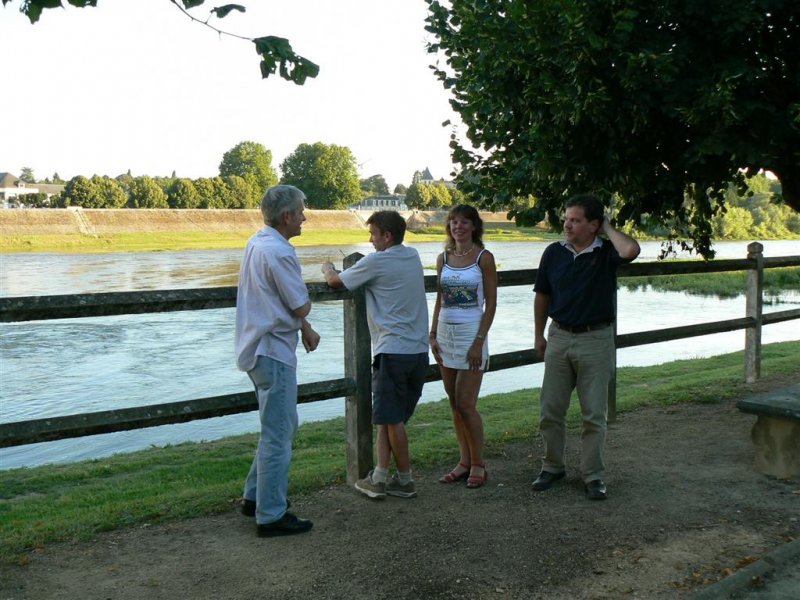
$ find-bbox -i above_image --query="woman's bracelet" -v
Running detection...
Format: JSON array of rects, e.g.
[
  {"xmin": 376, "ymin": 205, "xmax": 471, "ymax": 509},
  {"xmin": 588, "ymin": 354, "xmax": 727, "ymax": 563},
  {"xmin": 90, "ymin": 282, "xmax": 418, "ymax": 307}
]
[{"xmin": 475, "ymin": 333, "xmax": 485, "ymax": 340}]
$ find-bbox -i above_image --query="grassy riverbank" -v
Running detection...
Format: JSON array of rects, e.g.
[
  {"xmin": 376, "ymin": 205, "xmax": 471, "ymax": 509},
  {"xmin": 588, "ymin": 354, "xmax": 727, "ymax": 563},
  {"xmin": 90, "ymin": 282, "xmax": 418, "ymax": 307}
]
[
  {"xmin": 1, "ymin": 340, "xmax": 798, "ymax": 564},
  {"xmin": 0, "ymin": 226, "xmax": 555, "ymax": 253},
  {"xmin": 621, "ymin": 267, "xmax": 800, "ymax": 299}
]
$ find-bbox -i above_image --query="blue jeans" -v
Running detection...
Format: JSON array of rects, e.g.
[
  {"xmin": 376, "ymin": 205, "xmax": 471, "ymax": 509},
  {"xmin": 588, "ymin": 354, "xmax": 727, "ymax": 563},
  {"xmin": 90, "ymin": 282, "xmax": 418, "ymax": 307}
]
[{"xmin": 242, "ymin": 356, "xmax": 298, "ymax": 525}]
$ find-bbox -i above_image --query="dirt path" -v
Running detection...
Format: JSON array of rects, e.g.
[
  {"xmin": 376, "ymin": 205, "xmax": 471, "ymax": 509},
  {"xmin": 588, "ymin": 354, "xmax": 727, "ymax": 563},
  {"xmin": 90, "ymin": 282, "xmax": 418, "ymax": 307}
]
[{"xmin": 2, "ymin": 379, "xmax": 799, "ymax": 600}]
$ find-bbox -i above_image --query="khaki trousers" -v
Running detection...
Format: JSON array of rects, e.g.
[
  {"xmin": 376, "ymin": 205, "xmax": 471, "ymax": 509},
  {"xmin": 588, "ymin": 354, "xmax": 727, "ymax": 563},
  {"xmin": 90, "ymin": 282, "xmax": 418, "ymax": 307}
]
[{"xmin": 539, "ymin": 323, "xmax": 614, "ymax": 482}]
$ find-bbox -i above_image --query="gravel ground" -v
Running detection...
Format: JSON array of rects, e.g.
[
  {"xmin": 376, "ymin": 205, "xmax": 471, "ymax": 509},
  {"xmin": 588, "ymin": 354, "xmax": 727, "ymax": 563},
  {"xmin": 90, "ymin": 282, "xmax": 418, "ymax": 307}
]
[{"xmin": 2, "ymin": 377, "xmax": 798, "ymax": 600}]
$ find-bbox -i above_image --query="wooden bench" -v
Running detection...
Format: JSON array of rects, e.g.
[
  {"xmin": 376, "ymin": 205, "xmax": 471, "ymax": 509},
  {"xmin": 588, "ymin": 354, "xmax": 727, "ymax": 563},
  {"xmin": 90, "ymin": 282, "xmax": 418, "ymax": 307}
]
[{"xmin": 737, "ymin": 384, "xmax": 800, "ymax": 479}]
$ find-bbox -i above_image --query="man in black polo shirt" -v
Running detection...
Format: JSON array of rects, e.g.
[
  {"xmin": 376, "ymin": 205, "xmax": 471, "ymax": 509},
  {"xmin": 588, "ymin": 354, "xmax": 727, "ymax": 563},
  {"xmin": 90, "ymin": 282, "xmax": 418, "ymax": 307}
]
[{"xmin": 532, "ymin": 194, "xmax": 640, "ymax": 500}]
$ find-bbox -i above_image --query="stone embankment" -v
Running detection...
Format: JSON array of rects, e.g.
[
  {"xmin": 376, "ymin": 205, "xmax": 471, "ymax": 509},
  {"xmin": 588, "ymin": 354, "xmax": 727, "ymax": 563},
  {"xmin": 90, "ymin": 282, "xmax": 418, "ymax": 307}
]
[
  {"xmin": 0, "ymin": 208, "xmax": 513, "ymax": 236},
  {"xmin": 0, "ymin": 208, "xmax": 362, "ymax": 236}
]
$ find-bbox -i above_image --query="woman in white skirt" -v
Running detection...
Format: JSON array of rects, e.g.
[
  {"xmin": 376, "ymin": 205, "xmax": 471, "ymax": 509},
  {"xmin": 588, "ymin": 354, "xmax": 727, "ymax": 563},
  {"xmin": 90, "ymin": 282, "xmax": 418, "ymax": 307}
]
[{"xmin": 429, "ymin": 205, "xmax": 497, "ymax": 488}]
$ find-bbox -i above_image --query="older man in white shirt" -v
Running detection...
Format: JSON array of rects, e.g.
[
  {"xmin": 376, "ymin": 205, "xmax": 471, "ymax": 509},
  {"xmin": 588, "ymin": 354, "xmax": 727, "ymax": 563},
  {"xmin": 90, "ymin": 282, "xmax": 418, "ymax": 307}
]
[{"xmin": 235, "ymin": 185, "xmax": 320, "ymax": 537}]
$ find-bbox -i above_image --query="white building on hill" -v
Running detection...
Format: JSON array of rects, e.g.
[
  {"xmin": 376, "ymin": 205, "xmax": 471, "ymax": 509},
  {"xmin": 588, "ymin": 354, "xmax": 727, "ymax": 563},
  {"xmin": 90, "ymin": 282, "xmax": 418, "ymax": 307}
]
[{"xmin": 0, "ymin": 172, "xmax": 65, "ymax": 207}]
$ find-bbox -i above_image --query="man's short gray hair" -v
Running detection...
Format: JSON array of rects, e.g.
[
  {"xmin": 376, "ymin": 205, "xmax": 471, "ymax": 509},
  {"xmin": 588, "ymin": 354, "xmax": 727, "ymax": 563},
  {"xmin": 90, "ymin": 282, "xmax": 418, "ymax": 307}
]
[{"xmin": 261, "ymin": 185, "xmax": 306, "ymax": 227}]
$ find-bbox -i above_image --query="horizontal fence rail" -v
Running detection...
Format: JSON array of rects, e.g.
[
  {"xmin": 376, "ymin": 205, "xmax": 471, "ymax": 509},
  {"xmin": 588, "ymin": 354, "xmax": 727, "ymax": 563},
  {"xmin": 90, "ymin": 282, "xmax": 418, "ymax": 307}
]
[
  {"xmin": 1, "ymin": 379, "xmax": 356, "ymax": 448},
  {"xmin": 1, "ymin": 249, "xmax": 799, "ymax": 479},
  {"xmin": 2, "ymin": 256, "xmax": 797, "ymax": 323}
]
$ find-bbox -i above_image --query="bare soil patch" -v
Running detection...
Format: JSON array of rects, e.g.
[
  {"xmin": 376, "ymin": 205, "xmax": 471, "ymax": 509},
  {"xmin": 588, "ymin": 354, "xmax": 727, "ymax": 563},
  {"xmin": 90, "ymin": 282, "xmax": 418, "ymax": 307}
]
[{"xmin": 2, "ymin": 377, "xmax": 798, "ymax": 600}]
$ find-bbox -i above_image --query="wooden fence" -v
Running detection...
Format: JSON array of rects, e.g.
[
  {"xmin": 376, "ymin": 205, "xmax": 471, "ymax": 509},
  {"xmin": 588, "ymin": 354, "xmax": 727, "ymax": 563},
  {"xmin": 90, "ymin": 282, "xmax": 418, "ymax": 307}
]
[{"xmin": 1, "ymin": 242, "xmax": 798, "ymax": 483}]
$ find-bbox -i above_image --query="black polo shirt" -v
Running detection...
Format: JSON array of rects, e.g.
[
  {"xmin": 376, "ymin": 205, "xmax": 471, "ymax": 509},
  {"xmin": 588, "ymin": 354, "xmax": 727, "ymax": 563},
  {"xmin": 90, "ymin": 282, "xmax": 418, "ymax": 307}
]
[{"xmin": 534, "ymin": 238, "xmax": 630, "ymax": 327}]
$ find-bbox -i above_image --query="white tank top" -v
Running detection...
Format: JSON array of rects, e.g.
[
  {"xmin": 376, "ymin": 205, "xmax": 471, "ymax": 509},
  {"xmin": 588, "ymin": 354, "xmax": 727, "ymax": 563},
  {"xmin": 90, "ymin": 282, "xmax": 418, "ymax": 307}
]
[{"xmin": 439, "ymin": 249, "xmax": 486, "ymax": 324}]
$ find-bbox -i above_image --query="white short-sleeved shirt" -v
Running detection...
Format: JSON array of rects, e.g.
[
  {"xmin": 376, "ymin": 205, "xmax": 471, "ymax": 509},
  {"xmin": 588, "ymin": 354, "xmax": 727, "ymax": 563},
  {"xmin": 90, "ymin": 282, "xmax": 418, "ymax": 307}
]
[
  {"xmin": 234, "ymin": 226, "xmax": 310, "ymax": 371},
  {"xmin": 338, "ymin": 244, "xmax": 429, "ymax": 355}
]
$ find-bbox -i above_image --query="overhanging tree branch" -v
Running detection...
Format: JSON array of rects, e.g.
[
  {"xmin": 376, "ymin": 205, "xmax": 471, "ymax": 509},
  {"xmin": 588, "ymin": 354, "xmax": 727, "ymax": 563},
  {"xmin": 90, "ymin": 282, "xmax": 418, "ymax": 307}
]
[{"xmin": 4, "ymin": 0, "xmax": 320, "ymax": 85}]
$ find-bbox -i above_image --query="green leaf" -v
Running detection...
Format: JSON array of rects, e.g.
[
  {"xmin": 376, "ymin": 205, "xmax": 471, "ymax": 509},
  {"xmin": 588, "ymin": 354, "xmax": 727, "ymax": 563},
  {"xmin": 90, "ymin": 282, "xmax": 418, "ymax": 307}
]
[
  {"xmin": 254, "ymin": 36, "xmax": 319, "ymax": 85},
  {"xmin": 180, "ymin": 0, "xmax": 206, "ymax": 8},
  {"xmin": 211, "ymin": 4, "xmax": 245, "ymax": 19},
  {"xmin": 21, "ymin": 0, "xmax": 62, "ymax": 24},
  {"xmin": 254, "ymin": 36, "xmax": 292, "ymax": 58}
]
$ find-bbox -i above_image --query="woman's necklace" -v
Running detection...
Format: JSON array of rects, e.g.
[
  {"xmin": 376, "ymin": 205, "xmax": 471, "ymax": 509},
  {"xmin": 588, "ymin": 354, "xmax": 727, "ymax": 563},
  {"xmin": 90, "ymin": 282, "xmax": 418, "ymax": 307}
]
[{"xmin": 451, "ymin": 244, "xmax": 475, "ymax": 257}]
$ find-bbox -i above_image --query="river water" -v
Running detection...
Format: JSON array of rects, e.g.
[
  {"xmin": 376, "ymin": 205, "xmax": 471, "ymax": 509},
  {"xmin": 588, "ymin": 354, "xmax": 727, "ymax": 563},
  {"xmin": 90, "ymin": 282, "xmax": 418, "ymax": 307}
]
[{"xmin": 1, "ymin": 239, "xmax": 799, "ymax": 470}]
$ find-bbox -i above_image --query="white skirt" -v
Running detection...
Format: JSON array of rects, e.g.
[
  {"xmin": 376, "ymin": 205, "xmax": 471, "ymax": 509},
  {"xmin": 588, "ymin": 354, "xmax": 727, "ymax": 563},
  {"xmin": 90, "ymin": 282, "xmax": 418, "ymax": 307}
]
[{"xmin": 436, "ymin": 320, "xmax": 489, "ymax": 371}]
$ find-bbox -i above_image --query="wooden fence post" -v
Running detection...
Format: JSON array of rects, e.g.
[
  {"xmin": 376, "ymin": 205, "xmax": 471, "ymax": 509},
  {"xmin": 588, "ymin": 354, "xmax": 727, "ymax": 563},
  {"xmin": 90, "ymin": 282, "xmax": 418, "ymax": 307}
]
[
  {"xmin": 745, "ymin": 242, "xmax": 764, "ymax": 383},
  {"xmin": 342, "ymin": 252, "xmax": 373, "ymax": 484}
]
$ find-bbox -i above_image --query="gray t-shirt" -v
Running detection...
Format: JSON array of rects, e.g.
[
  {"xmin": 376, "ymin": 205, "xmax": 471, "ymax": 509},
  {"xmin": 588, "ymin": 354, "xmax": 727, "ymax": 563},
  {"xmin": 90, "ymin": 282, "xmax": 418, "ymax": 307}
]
[{"xmin": 338, "ymin": 244, "xmax": 429, "ymax": 355}]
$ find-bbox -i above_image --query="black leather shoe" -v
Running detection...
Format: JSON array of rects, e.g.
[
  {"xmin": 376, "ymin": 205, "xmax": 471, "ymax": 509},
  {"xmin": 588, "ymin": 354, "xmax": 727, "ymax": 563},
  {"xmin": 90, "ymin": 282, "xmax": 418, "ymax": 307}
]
[
  {"xmin": 241, "ymin": 498, "xmax": 290, "ymax": 517},
  {"xmin": 584, "ymin": 479, "xmax": 607, "ymax": 500},
  {"xmin": 532, "ymin": 470, "xmax": 565, "ymax": 491},
  {"xmin": 257, "ymin": 512, "xmax": 313, "ymax": 537},
  {"xmin": 241, "ymin": 499, "xmax": 256, "ymax": 517}
]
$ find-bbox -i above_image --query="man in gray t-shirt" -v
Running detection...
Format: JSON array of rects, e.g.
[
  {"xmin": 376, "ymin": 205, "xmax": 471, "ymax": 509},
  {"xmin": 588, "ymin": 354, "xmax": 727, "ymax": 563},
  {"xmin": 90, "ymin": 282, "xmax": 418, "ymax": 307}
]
[{"xmin": 322, "ymin": 210, "xmax": 429, "ymax": 500}]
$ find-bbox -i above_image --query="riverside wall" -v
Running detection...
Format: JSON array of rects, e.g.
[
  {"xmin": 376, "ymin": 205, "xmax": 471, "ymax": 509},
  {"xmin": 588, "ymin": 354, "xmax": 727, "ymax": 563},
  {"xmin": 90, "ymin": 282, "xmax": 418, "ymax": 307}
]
[
  {"xmin": 0, "ymin": 208, "xmax": 515, "ymax": 236},
  {"xmin": 0, "ymin": 208, "xmax": 363, "ymax": 236}
]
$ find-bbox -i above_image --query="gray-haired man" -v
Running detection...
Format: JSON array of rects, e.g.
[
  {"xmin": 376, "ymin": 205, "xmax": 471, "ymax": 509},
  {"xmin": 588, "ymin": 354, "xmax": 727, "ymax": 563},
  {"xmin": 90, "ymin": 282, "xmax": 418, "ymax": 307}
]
[{"xmin": 235, "ymin": 184, "xmax": 320, "ymax": 536}]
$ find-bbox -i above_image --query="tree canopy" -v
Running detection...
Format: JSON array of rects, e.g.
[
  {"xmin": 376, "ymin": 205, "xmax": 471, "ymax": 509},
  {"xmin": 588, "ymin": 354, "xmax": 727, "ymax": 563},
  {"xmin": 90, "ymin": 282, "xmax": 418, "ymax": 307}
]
[
  {"xmin": 91, "ymin": 175, "xmax": 128, "ymax": 207},
  {"xmin": 60, "ymin": 176, "xmax": 98, "ymax": 208},
  {"xmin": 5, "ymin": 0, "xmax": 319, "ymax": 85},
  {"xmin": 404, "ymin": 181, "xmax": 454, "ymax": 209},
  {"xmin": 218, "ymin": 141, "xmax": 279, "ymax": 197},
  {"xmin": 425, "ymin": 0, "xmax": 800, "ymax": 257},
  {"xmin": 280, "ymin": 142, "xmax": 362, "ymax": 209},
  {"xmin": 128, "ymin": 175, "xmax": 168, "ymax": 208},
  {"xmin": 168, "ymin": 178, "xmax": 200, "ymax": 209},
  {"xmin": 360, "ymin": 174, "xmax": 389, "ymax": 196},
  {"xmin": 59, "ymin": 175, "xmax": 127, "ymax": 208},
  {"xmin": 19, "ymin": 167, "xmax": 36, "ymax": 183}
]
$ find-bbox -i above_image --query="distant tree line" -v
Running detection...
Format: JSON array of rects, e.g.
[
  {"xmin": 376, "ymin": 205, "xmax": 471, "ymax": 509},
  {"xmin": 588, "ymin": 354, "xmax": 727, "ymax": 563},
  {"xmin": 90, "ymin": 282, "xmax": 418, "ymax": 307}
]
[
  {"xmin": 28, "ymin": 140, "xmax": 428, "ymax": 210},
  {"xmin": 19, "ymin": 152, "xmax": 796, "ymax": 241}
]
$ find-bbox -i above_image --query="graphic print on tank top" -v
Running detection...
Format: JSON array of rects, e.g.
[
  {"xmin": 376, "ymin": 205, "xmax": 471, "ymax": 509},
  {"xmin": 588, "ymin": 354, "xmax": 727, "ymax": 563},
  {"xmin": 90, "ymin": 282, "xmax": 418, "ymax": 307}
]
[
  {"xmin": 440, "ymin": 249, "xmax": 485, "ymax": 311},
  {"xmin": 442, "ymin": 274, "xmax": 479, "ymax": 308}
]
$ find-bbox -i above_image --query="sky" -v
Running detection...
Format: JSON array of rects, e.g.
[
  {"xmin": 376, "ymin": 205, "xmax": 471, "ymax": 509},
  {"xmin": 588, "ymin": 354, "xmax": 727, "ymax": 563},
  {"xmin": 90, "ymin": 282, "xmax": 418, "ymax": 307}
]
[{"xmin": 1, "ymin": 0, "xmax": 462, "ymax": 191}]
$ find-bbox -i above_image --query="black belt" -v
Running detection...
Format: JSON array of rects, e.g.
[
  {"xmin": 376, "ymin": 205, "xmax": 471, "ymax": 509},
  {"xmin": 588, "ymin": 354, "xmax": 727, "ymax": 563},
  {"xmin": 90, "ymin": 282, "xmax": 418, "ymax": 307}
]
[{"xmin": 553, "ymin": 321, "xmax": 612, "ymax": 334}]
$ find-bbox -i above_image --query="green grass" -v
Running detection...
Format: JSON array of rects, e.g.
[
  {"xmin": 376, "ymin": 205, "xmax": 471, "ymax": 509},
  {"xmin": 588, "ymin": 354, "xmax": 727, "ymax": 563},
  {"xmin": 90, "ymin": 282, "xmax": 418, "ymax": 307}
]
[
  {"xmin": 1, "ymin": 340, "xmax": 797, "ymax": 564},
  {"xmin": 1, "ymin": 230, "xmax": 371, "ymax": 253},
  {"xmin": 621, "ymin": 267, "xmax": 800, "ymax": 299}
]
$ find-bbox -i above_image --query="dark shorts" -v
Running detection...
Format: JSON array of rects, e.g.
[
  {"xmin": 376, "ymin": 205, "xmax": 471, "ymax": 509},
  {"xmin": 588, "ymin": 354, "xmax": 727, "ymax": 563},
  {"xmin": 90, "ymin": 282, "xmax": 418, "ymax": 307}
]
[{"xmin": 371, "ymin": 352, "xmax": 428, "ymax": 425}]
